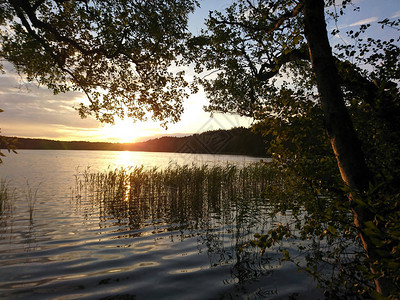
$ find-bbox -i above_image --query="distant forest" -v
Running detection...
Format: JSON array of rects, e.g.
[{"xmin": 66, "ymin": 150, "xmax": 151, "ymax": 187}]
[{"xmin": 2, "ymin": 127, "xmax": 267, "ymax": 157}]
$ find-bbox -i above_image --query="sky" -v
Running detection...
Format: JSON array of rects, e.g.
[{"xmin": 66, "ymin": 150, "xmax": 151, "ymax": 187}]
[{"xmin": 0, "ymin": 0, "xmax": 399, "ymax": 143}]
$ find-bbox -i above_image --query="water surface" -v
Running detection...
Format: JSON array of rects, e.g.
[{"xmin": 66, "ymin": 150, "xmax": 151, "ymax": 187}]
[{"xmin": 0, "ymin": 150, "xmax": 321, "ymax": 299}]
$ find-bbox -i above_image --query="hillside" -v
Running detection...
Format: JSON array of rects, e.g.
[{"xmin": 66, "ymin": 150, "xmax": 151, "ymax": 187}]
[{"xmin": 2, "ymin": 127, "xmax": 267, "ymax": 157}]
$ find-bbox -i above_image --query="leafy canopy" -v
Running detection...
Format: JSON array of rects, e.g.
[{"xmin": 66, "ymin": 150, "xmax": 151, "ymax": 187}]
[
  {"xmin": 184, "ymin": 0, "xmax": 400, "ymax": 297},
  {"xmin": 0, "ymin": 0, "xmax": 198, "ymax": 126},
  {"xmin": 1, "ymin": 0, "xmax": 400, "ymax": 296},
  {"xmin": 186, "ymin": 0, "xmax": 400, "ymax": 184}
]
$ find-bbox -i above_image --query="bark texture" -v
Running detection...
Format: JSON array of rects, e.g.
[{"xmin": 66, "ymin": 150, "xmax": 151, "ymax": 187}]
[
  {"xmin": 302, "ymin": 0, "xmax": 390, "ymax": 295},
  {"xmin": 302, "ymin": 0, "xmax": 371, "ymax": 191}
]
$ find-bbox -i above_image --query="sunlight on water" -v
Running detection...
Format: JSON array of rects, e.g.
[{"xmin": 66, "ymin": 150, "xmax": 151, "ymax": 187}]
[
  {"xmin": 114, "ymin": 151, "xmax": 140, "ymax": 167},
  {"xmin": 0, "ymin": 150, "xmax": 321, "ymax": 299}
]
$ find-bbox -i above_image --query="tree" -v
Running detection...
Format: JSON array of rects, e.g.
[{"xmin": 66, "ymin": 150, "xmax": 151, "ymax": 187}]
[
  {"xmin": 186, "ymin": 0, "xmax": 399, "ymax": 297},
  {"xmin": 1, "ymin": 0, "xmax": 399, "ymax": 296},
  {"xmin": 0, "ymin": 0, "xmax": 198, "ymax": 126}
]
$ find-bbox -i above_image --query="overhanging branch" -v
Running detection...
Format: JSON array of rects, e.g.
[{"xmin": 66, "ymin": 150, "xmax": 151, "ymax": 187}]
[{"xmin": 10, "ymin": 0, "xmax": 140, "ymax": 63}]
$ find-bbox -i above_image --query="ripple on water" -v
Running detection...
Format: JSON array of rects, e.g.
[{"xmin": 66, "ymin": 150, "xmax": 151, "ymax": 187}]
[{"xmin": 0, "ymin": 152, "xmax": 323, "ymax": 299}]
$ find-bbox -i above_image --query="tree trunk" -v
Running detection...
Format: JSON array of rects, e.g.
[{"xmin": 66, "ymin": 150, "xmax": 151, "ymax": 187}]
[
  {"xmin": 302, "ymin": 0, "xmax": 371, "ymax": 191},
  {"xmin": 302, "ymin": 0, "xmax": 390, "ymax": 296}
]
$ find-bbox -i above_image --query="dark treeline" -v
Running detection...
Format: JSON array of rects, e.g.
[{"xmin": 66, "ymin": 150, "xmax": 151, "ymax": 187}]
[{"xmin": 1, "ymin": 127, "xmax": 266, "ymax": 157}]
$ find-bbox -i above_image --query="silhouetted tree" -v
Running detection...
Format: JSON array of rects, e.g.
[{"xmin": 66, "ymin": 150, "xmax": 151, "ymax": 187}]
[
  {"xmin": 0, "ymin": 0, "xmax": 197, "ymax": 126},
  {"xmin": 185, "ymin": 0, "xmax": 399, "ymax": 296}
]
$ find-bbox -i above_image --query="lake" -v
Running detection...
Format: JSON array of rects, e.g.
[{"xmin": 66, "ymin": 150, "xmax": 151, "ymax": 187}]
[{"xmin": 0, "ymin": 150, "xmax": 322, "ymax": 299}]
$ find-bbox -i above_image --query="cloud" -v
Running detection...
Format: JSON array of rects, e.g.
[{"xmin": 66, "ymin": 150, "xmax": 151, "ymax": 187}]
[
  {"xmin": 0, "ymin": 120, "xmax": 101, "ymax": 141},
  {"xmin": 0, "ymin": 54, "xmax": 250, "ymax": 142},
  {"xmin": 333, "ymin": 16, "xmax": 379, "ymax": 31},
  {"xmin": 348, "ymin": 16, "xmax": 379, "ymax": 27},
  {"xmin": 0, "ymin": 67, "xmax": 101, "ymax": 140},
  {"xmin": 392, "ymin": 10, "xmax": 400, "ymax": 19},
  {"xmin": 0, "ymin": 90, "xmax": 94, "ymax": 125}
]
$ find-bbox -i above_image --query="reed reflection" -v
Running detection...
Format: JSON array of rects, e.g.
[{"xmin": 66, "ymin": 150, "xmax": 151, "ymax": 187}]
[
  {"xmin": 0, "ymin": 180, "xmax": 14, "ymax": 241},
  {"xmin": 73, "ymin": 163, "xmax": 281, "ymax": 284}
]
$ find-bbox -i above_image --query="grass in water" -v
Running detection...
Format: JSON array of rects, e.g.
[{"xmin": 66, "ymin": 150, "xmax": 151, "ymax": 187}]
[
  {"xmin": 72, "ymin": 162, "xmax": 279, "ymax": 283},
  {"xmin": 25, "ymin": 181, "xmax": 40, "ymax": 222},
  {"xmin": 72, "ymin": 163, "xmax": 276, "ymax": 214},
  {"xmin": 0, "ymin": 179, "xmax": 15, "ymax": 217},
  {"xmin": 72, "ymin": 162, "xmax": 286, "ymax": 248},
  {"xmin": 0, "ymin": 179, "xmax": 15, "ymax": 232}
]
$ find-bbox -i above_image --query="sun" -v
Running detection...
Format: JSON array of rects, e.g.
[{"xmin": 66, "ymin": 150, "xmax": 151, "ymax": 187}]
[
  {"xmin": 100, "ymin": 117, "xmax": 164, "ymax": 143},
  {"xmin": 101, "ymin": 118, "xmax": 144, "ymax": 143}
]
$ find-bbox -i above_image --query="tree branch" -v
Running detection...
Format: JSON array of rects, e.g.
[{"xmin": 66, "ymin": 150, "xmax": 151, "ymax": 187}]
[
  {"xmin": 11, "ymin": 0, "xmax": 139, "ymax": 63},
  {"xmin": 256, "ymin": 45, "xmax": 309, "ymax": 81},
  {"xmin": 208, "ymin": 12, "xmax": 261, "ymax": 33},
  {"xmin": 265, "ymin": 1, "xmax": 304, "ymax": 35},
  {"xmin": 10, "ymin": 1, "xmax": 67, "ymax": 67},
  {"xmin": 32, "ymin": 0, "xmax": 46, "ymax": 11},
  {"xmin": 210, "ymin": 1, "xmax": 304, "ymax": 35}
]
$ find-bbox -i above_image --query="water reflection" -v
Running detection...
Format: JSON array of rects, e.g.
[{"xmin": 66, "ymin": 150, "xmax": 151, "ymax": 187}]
[
  {"xmin": 73, "ymin": 164, "xmax": 281, "ymax": 287},
  {"xmin": 0, "ymin": 157, "xmax": 320, "ymax": 299}
]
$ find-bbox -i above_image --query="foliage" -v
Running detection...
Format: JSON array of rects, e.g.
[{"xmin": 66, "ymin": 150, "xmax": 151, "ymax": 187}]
[
  {"xmin": 185, "ymin": 0, "xmax": 310, "ymax": 119},
  {"xmin": 185, "ymin": 0, "xmax": 400, "ymax": 297},
  {"xmin": 1, "ymin": 0, "xmax": 399, "ymax": 296},
  {"xmin": 0, "ymin": 0, "xmax": 198, "ymax": 126}
]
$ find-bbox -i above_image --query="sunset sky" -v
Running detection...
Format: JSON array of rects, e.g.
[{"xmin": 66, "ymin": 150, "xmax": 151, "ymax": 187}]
[{"xmin": 0, "ymin": 0, "xmax": 398, "ymax": 143}]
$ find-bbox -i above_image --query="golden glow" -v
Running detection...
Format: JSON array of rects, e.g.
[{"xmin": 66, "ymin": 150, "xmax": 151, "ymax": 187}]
[
  {"xmin": 101, "ymin": 118, "xmax": 146, "ymax": 143},
  {"xmin": 115, "ymin": 151, "xmax": 137, "ymax": 167}
]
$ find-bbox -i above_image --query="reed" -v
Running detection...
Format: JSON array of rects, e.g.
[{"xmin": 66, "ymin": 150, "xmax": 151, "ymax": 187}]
[
  {"xmin": 72, "ymin": 162, "xmax": 277, "ymax": 227},
  {"xmin": 70, "ymin": 162, "xmax": 282, "ymax": 282},
  {"xmin": 77, "ymin": 163, "xmax": 273, "ymax": 201},
  {"xmin": 0, "ymin": 179, "xmax": 14, "ymax": 216},
  {"xmin": 25, "ymin": 181, "xmax": 40, "ymax": 222}
]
